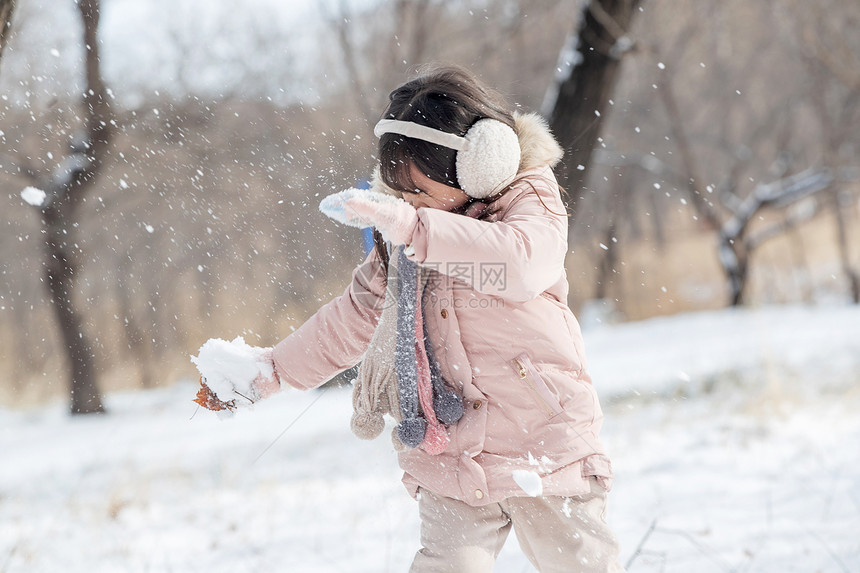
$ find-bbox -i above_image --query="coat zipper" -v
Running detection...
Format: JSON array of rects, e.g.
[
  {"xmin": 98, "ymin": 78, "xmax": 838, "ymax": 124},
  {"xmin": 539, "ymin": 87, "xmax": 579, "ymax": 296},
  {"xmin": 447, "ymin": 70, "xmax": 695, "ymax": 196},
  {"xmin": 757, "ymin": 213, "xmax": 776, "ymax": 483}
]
[{"xmin": 514, "ymin": 356, "xmax": 560, "ymax": 419}]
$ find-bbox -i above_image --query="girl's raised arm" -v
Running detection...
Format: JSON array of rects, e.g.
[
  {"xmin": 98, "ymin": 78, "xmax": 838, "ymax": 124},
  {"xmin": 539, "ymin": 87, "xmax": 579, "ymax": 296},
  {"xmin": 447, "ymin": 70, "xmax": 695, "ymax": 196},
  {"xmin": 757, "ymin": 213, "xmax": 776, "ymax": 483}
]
[{"xmin": 407, "ymin": 170, "xmax": 567, "ymax": 302}]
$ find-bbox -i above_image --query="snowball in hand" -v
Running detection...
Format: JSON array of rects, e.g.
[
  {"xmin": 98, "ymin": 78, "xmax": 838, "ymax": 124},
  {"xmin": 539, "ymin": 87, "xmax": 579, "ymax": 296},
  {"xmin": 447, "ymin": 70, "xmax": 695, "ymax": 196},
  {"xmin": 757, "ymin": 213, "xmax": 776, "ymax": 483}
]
[{"xmin": 190, "ymin": 336, "xmax": 273, "ymax": 403}]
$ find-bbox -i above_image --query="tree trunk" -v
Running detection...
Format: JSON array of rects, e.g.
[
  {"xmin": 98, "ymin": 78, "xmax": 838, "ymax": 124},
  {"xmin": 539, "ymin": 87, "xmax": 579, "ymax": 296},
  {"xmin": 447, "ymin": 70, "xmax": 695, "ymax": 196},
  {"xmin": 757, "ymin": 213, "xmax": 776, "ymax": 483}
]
[
  {"xmin": 832, "ymin": 188, "xmax": 860, "ymax": 303},
  {"xmin": 116, "ymin": 256, "xmax": 156, "ymax": 389},
  {"xmin": 0, "ymin": 0, "xmax": 13, "ymax": 64},
  {"xmin": 721, "ymin": 237, "xmax": 749, "ymax": 306},
  {"xmin": 43, "ymin": 207, "xmax": 104, "ymax": 414},
  {"xmin": 594, "ymin": 221, "xmax": 618, "ymax": 301},
  {"xmin": 548, "ymin": 0, "xmax": 641, "ymax": 220},
  {"xmin": 594, "ymin": 171, "xmax": 629, "ymax": 301},
  {"xmin": 728, "ymin": 259, "xmax": 748, "ymax": 306},
  {"xmin": 78, "ymin": 0, "xmax": 112, "ymax": 177}
]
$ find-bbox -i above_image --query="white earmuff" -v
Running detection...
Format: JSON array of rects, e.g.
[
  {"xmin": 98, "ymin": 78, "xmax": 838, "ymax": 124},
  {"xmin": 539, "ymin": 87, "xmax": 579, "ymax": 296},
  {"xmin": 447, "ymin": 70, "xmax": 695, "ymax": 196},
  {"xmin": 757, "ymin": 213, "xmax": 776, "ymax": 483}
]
[{"xmin": 374, "ymin": 118, "xmax": 521, "ymax": 199}]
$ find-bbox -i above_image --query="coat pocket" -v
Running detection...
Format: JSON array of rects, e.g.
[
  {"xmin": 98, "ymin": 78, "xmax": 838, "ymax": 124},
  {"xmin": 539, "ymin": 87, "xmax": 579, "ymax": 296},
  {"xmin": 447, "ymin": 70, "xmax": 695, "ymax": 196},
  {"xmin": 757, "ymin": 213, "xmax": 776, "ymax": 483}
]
[{"xmin": 512, "ymin": 353, "xmax": 564, "ymax": 419}]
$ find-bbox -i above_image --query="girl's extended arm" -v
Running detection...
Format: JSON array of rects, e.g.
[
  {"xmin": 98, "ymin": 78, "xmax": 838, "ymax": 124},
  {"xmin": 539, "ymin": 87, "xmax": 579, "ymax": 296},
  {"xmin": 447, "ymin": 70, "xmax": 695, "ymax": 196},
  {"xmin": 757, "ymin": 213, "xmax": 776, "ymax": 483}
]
[{"xmin": 271, "ymin": 248, "xmax": 387, "ymax": 390}]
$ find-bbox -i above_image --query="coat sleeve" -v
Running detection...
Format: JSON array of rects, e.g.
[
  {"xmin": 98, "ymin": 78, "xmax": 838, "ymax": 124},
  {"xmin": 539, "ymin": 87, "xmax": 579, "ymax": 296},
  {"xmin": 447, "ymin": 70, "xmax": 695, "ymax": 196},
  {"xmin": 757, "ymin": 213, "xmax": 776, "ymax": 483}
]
[
  {"xmin": 272, "ymin": 249, "xmax": 386, "ymax": 390},
  {"xmin": 407, "ymin": 169, "xmax": 568, "ymax": 302}
]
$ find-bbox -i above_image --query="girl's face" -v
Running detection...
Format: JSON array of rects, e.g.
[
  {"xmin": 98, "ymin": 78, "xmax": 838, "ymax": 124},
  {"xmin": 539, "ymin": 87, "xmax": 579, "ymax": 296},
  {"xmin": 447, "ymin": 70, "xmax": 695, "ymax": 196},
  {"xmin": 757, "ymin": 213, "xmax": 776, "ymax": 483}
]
[{"xmin": 402, "ymin": 163, "xmax": 470, "ymax": 211}]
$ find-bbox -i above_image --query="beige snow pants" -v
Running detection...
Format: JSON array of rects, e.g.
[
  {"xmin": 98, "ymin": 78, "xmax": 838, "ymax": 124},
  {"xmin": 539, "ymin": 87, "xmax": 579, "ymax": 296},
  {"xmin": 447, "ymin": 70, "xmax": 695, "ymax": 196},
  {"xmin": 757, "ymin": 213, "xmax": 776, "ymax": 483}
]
[{"xmin": 409, "ymin": 477, "xmax": 624, "ymax": 573}]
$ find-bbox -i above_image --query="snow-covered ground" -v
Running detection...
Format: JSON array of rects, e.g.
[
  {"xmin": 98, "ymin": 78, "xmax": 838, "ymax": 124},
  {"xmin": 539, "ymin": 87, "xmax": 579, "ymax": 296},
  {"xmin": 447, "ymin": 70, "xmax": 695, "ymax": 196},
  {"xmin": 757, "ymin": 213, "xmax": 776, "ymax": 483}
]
[{"xmin": 1, "ymin": 303, "xmax": 859, "ymax": 572}]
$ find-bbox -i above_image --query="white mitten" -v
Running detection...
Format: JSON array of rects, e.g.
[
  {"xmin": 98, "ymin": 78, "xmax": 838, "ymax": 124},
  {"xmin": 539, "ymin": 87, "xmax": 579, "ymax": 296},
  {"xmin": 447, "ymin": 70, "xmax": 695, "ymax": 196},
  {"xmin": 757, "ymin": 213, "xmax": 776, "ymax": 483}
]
[{"xmin": 320, "ymin": 189, "xmax": 418, "ymax": 245}]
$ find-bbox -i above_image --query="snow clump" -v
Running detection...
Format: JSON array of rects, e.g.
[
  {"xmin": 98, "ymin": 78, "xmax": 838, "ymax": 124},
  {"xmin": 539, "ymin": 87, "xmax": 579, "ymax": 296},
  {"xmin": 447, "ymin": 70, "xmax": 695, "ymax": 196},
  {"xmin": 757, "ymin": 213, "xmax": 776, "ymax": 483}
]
[{"xmin": 190, "ymin": 336, "xmax": 273, "ymax": 403}]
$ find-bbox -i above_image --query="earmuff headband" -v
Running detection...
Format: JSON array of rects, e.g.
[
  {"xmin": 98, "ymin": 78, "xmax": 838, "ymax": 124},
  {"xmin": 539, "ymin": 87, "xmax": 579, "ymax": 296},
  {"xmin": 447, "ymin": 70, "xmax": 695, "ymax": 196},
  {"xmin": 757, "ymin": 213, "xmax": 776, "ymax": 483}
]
[
  {"xmin": 374, "ymin": 119, "xmax": 469, "ymax": 151},
  {"xmin": 374, "ymin": 117, "xmax": 521, "ymax": 199}
]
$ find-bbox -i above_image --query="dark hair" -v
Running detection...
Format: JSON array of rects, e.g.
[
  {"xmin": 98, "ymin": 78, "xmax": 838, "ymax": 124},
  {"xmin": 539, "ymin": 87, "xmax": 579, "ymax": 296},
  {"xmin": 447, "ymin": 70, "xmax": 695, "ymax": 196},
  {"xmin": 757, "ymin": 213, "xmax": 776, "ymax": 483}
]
[{"xmin": 378, "ymin": 64, "xmax": 516, "ymax": 196}]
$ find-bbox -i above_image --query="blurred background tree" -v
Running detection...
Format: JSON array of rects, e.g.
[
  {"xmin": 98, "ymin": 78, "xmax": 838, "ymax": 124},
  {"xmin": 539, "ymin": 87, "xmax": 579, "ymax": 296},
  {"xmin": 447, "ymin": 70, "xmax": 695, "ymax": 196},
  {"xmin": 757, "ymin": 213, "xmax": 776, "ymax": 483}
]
[
  {"xmin": 0, "ymin": 0, "xmax": 13, "ymax": 63},
  {"xmin": 2, "ymin": 0, "xmax": 110, "ymax": 414},
  {"xmin": 546, "ymin": 0, "xmax": 641, "ymax": 217},
  {"xmin": 0, "ymin": 0, "xmax": 858, "ymax": 409}
]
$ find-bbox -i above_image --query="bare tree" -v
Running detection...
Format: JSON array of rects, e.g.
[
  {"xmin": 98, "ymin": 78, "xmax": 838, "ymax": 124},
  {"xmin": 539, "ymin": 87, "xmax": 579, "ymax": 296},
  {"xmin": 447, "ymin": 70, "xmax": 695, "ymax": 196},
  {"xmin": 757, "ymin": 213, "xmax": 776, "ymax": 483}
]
[
  {"xmin": 546, "ymin": 0, "xmax": 641, "ymax": 219},
  {"xmin": 0, "ymin": 0, "xmax": 13, "ymax": 64},
  {"xmin": 574, "ymin": 0, "xmax": 856, "ymax": 309},
  {"xmin": 15, "ymin": 0, "xmax": 112, "ymax": 414},
  {"xmin": 327, "ymin": 0, "xmax": 448, "ymax": 126},
  {"xmin": 718, "ymin": 169, "xmax": 834, "ymax": 305},
  {"xmin": 654, "ymin": 43, "xmax": 834, "ymax": 306}
]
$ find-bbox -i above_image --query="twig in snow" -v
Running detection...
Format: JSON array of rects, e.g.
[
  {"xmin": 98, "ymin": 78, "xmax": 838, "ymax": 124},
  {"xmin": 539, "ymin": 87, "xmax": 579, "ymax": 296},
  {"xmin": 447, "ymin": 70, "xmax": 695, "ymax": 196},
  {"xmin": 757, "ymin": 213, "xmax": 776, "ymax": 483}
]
[
  {"xmin": 1, "ymin": 538, "xmax": 20, "ymax": 573},
  {"xmin": 820, "ymin": 469, "xmax": 841, "ymax": 522},
  {"xmin": 625, "ymin": 518, "xmax": 658, "ymax": 570},
  {"xmin": 232, "ymin": 390, "xmax": 255, "ymax": 405},
  {"xmin": 652, "ymin": 526, "xmax": 736, "ymax": 572},
  {"xmin": 767, "ymin": 489, "xmax": 773, "ymax": 530},
  {"xmin": 808, "ymin": 529, "xmax": 852, "ymax": 573}
]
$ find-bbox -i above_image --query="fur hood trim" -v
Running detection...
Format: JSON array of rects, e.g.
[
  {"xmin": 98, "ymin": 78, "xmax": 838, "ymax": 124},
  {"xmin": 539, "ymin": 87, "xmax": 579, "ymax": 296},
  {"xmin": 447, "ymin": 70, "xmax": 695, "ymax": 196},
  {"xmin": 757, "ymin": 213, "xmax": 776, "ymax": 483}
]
[{"xmin": 514, "ymin": 111, "xmax": 564, "ymax": 171}]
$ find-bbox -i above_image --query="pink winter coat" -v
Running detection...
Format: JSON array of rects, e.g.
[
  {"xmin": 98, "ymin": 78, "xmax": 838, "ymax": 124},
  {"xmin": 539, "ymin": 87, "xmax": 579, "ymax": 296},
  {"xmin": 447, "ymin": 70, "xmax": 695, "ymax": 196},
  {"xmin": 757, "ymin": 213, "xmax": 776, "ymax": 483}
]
[{"xmin": 272, "ymin": 113, "xmax": 612, "ymax": 506}]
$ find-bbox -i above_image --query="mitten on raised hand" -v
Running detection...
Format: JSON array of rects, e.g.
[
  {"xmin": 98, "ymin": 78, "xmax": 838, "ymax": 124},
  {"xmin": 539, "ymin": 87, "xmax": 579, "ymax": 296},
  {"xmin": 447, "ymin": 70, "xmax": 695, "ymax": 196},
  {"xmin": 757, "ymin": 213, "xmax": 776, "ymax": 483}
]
[
  {"xmin": 319, "ymin": 189, "xmax": 418, "ymax": 245},
  {"xmin": 191, "ymin": 337, "xmax": 281, "ymax": 412}
]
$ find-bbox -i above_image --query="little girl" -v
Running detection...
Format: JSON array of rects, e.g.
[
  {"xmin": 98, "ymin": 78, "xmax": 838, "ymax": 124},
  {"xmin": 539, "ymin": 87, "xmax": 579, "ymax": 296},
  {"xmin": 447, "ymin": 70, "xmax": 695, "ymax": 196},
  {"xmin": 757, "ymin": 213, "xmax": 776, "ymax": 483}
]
[{"xmin": 195, "ymin": 65, "xmax": 624, "ymax": 572}]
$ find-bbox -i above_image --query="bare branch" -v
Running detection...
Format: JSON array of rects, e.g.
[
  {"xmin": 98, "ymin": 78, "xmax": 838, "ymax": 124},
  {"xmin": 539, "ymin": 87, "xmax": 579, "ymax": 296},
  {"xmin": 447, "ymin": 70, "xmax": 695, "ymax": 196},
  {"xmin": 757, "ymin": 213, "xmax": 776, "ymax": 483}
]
[
  {"xmin": 587, "ymin": 0, "xmax": 630, "ymax": 45},
  {"xmin": 330, "ymin": 0, "xmax": 376, "ymax": 126},
  {"xmin": 655, "ymin": 75, "xmax": 722, "ymax": 229},
  {"xmin": 798, "ymin": 13, "xmax": 860, "ymax": 90},
  {"xmin": 722, "ymin": 167, "xmax": 833, "ymax": 240},
  {"xmin": 745, "ymin": 198, "xmax": 820, "ymax": 252},
  {"xmin": 0, "ymin": 150, "xmax": 38, "ymax": 183}
]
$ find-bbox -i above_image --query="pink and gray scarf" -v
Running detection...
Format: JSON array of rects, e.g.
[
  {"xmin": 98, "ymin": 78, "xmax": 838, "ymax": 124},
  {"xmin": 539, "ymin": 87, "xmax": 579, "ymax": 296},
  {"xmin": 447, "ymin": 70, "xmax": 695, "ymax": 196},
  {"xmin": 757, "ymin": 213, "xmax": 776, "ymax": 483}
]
[{"xmin": 351, "ymin": 246, "xmax": 464, "ymax": 455}]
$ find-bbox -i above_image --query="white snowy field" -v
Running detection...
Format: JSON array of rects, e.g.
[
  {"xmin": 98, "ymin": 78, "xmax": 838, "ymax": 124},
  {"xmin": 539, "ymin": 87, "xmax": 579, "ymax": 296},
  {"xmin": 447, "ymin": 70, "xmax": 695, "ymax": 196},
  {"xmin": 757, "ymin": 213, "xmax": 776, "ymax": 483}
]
[{"xmin": 1, "ymin": 303, "xmax": 859, "ymax": 572}]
